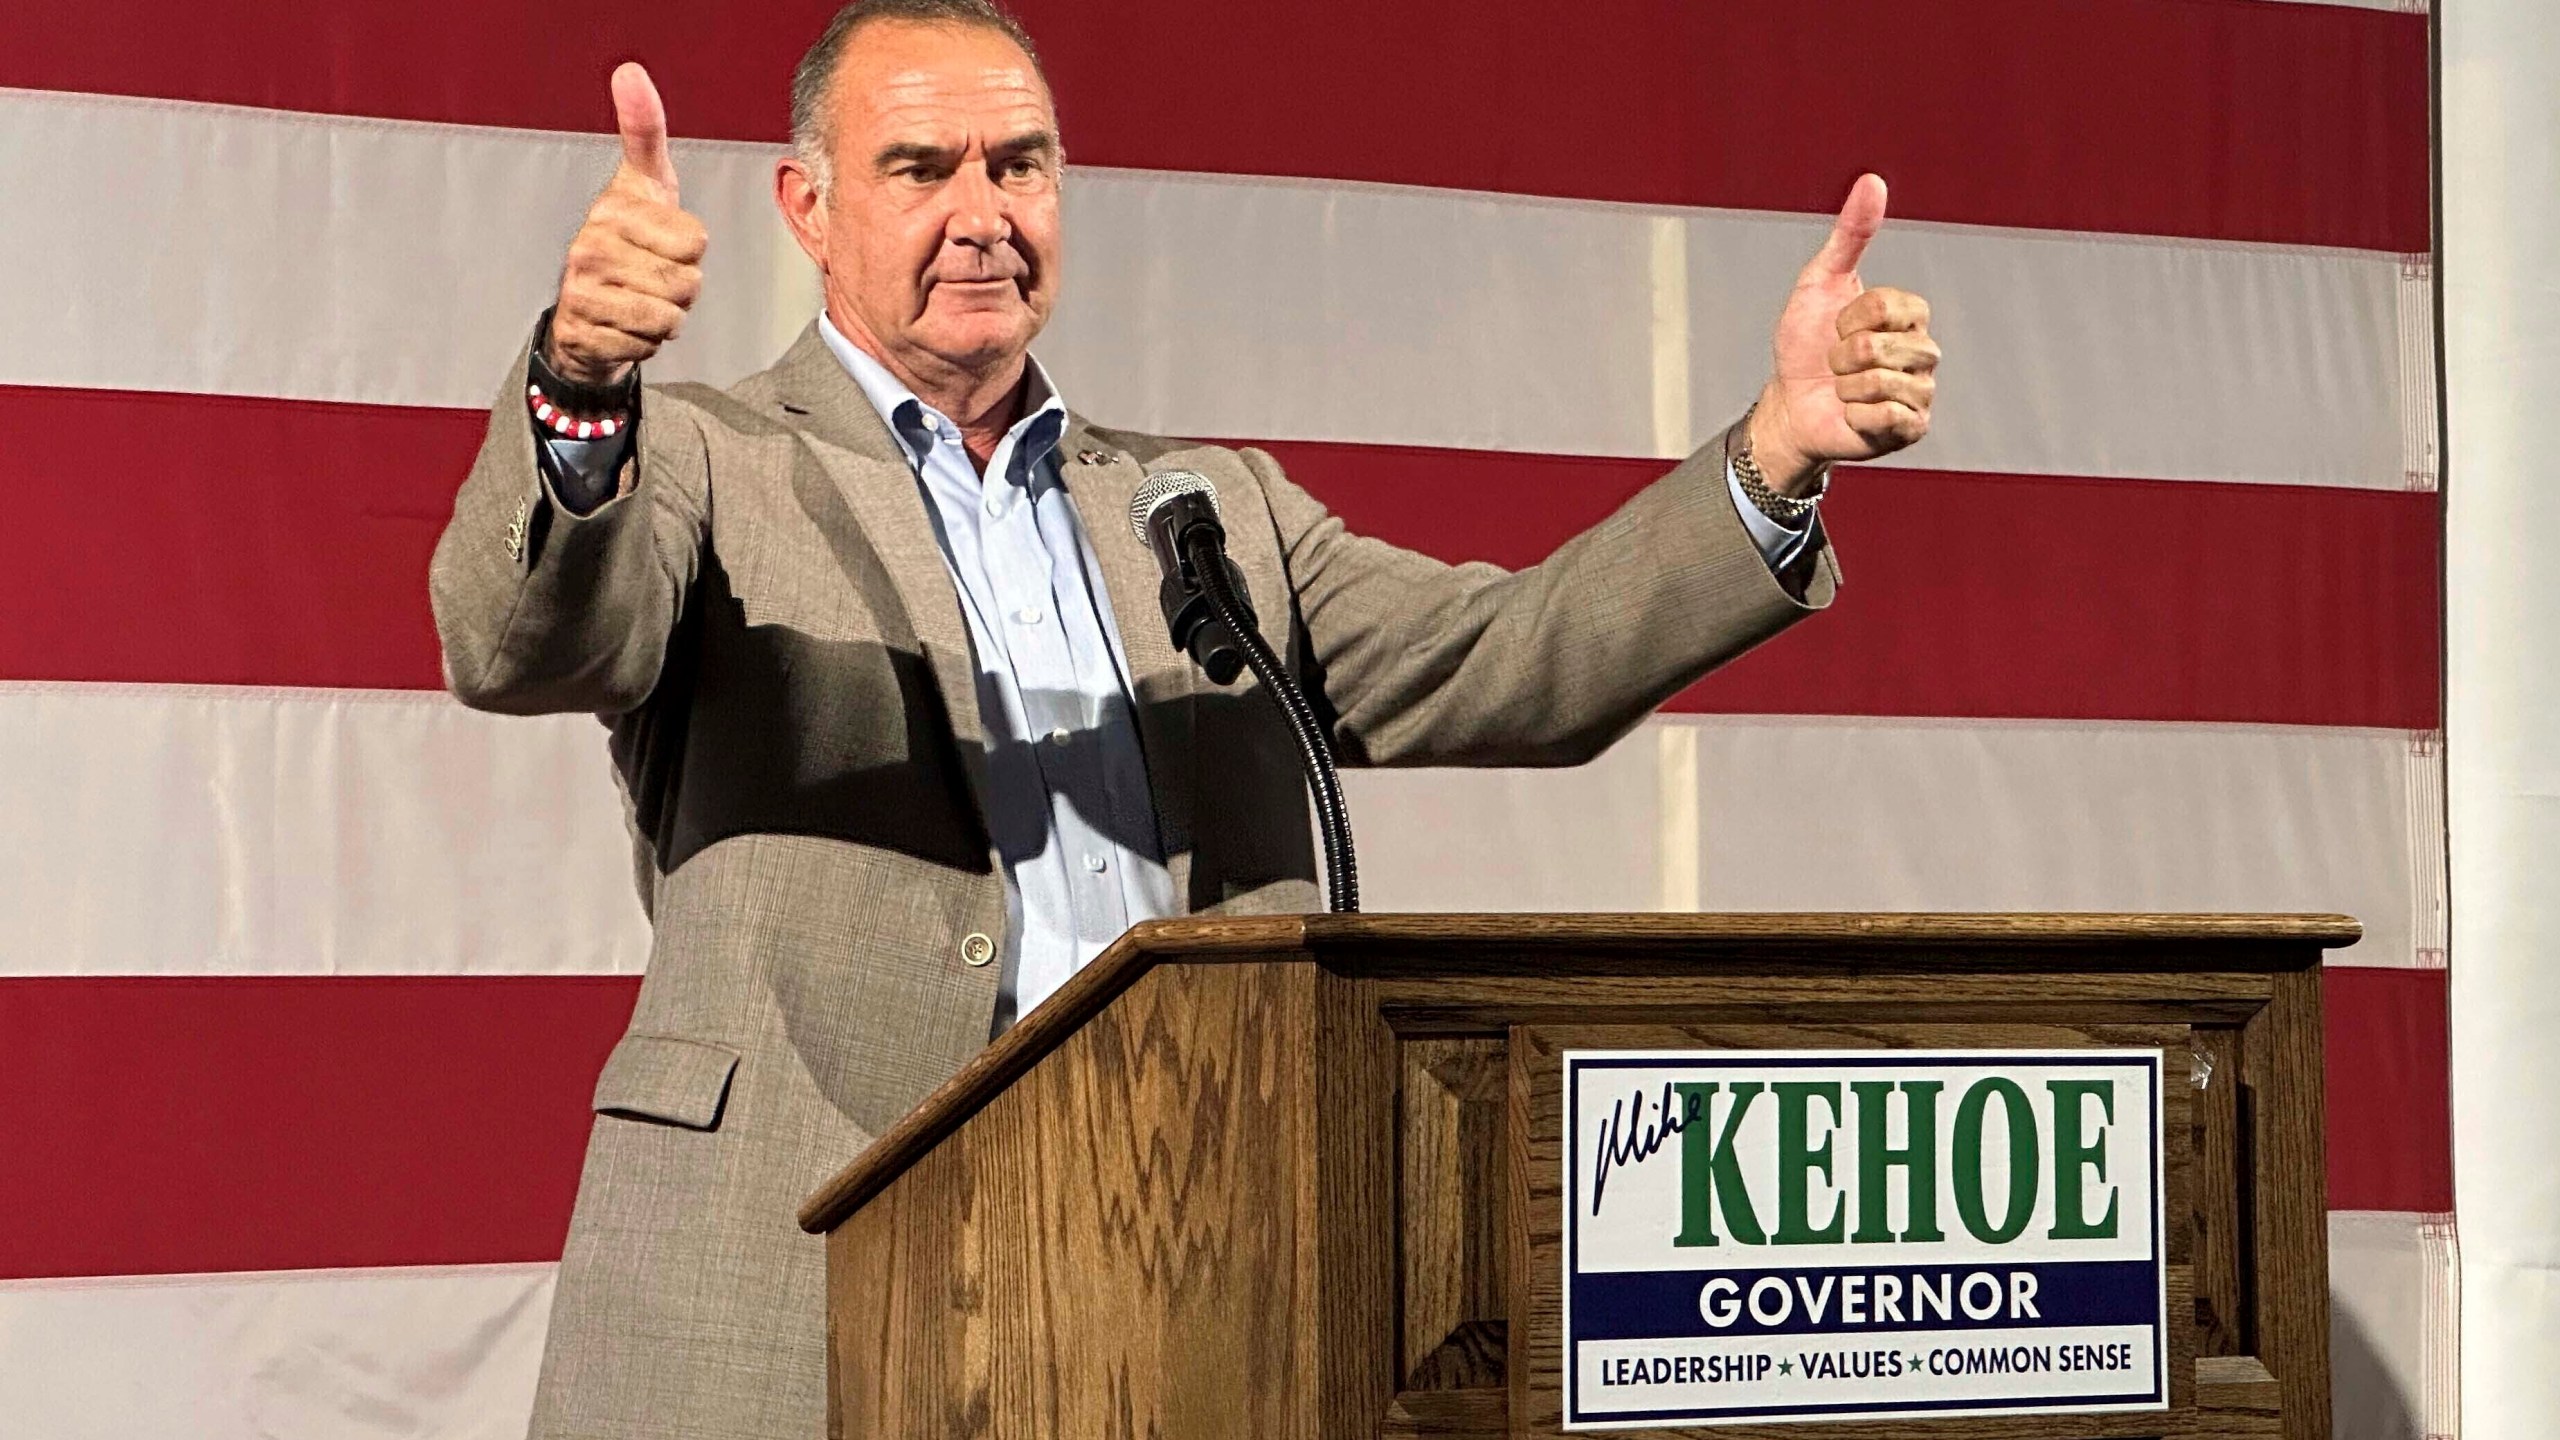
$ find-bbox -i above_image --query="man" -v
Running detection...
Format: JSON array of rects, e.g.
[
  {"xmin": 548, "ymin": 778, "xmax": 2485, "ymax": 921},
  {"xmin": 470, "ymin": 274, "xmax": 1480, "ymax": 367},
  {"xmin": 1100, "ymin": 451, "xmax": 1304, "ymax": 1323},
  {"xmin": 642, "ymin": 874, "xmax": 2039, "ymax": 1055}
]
[{"xmin": 429, "ymin": 2, "xmax": 1938, "ymax": 1435}]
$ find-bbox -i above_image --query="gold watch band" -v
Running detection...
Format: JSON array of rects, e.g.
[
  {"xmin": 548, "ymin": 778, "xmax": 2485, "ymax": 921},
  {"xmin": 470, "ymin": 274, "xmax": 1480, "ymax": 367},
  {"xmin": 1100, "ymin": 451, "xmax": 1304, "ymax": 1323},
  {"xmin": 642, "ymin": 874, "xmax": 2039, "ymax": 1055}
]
[{"xmin": 1730, "ymin": 404, "xmax": 1826, "ymax": 526}]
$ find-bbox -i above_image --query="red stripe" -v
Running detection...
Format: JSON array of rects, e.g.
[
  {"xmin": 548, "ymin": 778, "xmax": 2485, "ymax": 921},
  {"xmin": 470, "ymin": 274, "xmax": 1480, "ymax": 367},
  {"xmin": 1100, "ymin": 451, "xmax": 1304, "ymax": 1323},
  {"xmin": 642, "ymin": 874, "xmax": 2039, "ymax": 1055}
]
[
  {"xmin": 0, "ymin": 386, "xmax": 462, "ymax": 693},
  {"xmin": 0, "ymin": 0, "xmax": 2425, "ymax": 250},
  {"xmin": 2324, "ymin": 965, "xmax": 2452, "ymax": 1214},
  {"xmin": 1269, "ymin": 440, "xmax": 2445, "ymax": 730},
  {"xmin": 0, "ymin": 965, "xmax": 2446, "ymax": 1277},
  {"xmin": 0, "ymin": 976, "xmax": 637, "ymax": 1279},
  {"xmin": 0, "ymin": 388, "xmax": 2439, "ymax": 728}
]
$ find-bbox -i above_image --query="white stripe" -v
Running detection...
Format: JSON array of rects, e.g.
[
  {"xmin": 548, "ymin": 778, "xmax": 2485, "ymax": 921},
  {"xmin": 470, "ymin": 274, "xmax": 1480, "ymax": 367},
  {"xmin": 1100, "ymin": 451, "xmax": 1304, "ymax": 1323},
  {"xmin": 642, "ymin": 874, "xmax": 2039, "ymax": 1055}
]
[
  {"xmin": 1349, "ymin": 714, "xmax": 2428, "ymax": 968},
  {"xmin": 2406, "ymin": 730, "xmax": 2449, "ymax": 967},
  {"xmin": 0, "ymin": 1263, "xmax": 553, "ymax": 1440},
  {"xmin": 2421, "ymin": 1213, "xmax": 2462, "ymax": 1440},
  {"xmin": 4, "ymin": 684, "xmax": 2425, "ymax": 975},
  {"xmin": 0, "ymin": 682, "xmax": 649, "ymax": 977},
  {"xmin": 0, "ymin": 1215, "xmax": 2438, "ymax": 1439},
  {"xmin": 2398, "ymin": 254, "xmax": 2441, "ymax": 489},
  {"xmin": 0, "ymin": 88, "xmax": 2411, "ymax": 488},
  {"xmin": 1053, "ymin": 170, "xmax": 2410, "ymax": 487},
  {"xmin": 2330, "ymin": 1211, "xmax": 2462, "ymax": 1440},
  {"xmin": 1647, "ymin": 213, "xmax": 1693, "ymax": 458},
  {"xmin": 1654, "ymin": 723, "xmax": 1701, "ymax": 913}
]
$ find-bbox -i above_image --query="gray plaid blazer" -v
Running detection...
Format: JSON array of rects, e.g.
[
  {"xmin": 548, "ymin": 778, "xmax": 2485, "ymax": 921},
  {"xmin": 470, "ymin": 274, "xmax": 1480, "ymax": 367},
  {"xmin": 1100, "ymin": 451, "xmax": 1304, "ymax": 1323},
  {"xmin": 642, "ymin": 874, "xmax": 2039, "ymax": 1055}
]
[{"xmin": 427, "ymin": 321, "xmax": 1836, "ymax": 1439}]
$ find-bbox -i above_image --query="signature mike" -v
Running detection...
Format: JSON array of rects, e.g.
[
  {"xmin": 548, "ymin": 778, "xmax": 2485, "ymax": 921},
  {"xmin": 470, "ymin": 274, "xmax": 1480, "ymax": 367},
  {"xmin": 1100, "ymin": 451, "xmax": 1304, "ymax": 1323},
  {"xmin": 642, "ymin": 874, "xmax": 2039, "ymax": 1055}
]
[{"xmin": 1127, "ymin": 470, "xmax": 1359, "ymax": 913}]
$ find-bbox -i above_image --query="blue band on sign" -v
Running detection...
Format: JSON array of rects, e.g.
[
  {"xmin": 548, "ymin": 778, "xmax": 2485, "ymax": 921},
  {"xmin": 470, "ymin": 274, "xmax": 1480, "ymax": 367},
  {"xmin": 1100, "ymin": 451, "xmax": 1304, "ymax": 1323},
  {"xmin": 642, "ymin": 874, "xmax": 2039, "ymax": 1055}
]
[{"xmin": 1570, "ymin": 1258, "xmax": 2162, "ymax": 1341}]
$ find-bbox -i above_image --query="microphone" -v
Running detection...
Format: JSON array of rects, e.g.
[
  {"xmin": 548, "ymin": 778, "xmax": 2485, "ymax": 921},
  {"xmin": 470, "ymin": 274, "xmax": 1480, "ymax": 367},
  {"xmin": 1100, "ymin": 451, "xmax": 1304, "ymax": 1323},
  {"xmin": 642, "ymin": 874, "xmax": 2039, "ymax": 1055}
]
[
  {"xmin": 1126, "ymin": 471, "xmax": 1255, "ymax": 686},
  {"xmin": 1127, "ymin": 470, "xmax": 1359, "ymax": 913}
]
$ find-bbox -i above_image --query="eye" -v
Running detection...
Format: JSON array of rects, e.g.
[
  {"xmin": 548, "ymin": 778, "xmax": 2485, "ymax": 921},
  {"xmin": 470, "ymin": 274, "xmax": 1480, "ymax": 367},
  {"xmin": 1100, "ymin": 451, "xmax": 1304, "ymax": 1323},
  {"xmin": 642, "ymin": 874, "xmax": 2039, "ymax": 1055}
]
[
  {"xmin": 896, "ymin": 164, "xmax": 945, "ymax": 186},
  {"xmin": 1002, "ymin": 155, "xmax": 1045, "ymax": 181}
]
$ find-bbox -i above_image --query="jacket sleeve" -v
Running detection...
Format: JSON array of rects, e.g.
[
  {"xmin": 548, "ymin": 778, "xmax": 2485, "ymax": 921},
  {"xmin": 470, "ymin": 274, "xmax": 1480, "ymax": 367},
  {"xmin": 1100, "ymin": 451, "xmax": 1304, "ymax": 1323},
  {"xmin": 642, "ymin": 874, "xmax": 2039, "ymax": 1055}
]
[
  {"xmin": 1250, "ymin": 419, "xmax": 1838, "ymax": 769},
  {"xmin": 427, "ymin": 327, "xmax": 712, "ymax": 717}
]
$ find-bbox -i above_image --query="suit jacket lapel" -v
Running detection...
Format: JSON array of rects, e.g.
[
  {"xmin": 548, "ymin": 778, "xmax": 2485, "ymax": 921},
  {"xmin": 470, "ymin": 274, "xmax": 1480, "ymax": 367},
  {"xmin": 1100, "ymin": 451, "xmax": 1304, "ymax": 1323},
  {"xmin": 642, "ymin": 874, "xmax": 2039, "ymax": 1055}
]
[
  {"xmin": 1060, "ymin": 415, "xmax": 1197, "ymax": 871},
  {"xmin": 766, "ymin": 325, "xmax": 999, "ymax": 838},
  {"xmin": 761, "ymin": 330, "xmax": 1199, "ymax": 884}
]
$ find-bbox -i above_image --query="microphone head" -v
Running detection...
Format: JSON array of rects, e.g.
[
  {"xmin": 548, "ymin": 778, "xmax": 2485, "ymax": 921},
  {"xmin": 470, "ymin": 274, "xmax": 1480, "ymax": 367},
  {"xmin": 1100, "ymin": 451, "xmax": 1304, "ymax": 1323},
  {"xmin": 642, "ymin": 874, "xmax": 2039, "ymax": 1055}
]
[{"xmin": 1128, "ymin": 469, "xmax": 1221, "ymax": 544}]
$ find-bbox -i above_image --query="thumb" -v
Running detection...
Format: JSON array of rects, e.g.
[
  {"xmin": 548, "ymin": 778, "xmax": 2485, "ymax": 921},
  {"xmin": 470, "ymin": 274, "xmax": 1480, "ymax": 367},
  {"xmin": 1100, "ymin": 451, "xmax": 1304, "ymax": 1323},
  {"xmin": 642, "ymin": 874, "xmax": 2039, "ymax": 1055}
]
[
  {"xmin": 612, "ymin": 62, "xmax": 679, "ymax": 199},
  {"xmin": 1802, "ymin": 172, "xmax": 1887, "ymax": 281}
]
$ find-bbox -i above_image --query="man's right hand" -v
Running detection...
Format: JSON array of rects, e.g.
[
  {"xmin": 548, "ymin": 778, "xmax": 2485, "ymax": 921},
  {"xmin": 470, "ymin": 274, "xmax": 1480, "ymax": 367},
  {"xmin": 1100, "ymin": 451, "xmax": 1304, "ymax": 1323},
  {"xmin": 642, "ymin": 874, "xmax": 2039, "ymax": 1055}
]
[{"xmin": 547, "ymin": 63, "xmax": 708, "ymax": 389}]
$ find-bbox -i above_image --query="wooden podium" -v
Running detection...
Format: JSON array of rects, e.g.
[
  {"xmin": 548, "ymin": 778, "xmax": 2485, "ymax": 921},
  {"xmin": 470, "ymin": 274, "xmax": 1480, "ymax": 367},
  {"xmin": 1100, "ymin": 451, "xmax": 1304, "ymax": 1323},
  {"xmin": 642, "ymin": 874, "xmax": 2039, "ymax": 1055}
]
[{"xmin": 798, "ymin": 913, "xmax": 2356, "ymax": 1439}]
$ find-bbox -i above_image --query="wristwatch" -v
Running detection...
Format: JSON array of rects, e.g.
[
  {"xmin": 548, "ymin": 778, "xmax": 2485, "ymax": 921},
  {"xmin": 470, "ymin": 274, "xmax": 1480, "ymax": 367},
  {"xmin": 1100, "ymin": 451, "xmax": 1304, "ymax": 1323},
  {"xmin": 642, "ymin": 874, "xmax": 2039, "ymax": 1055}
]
[
  {"xmin": 528, "ymin": 308, "xmax": 641, "ymax": 418},
  {"xmin": 1729, "ymin": 403, "xmax": 1827, "ymax": 528}
]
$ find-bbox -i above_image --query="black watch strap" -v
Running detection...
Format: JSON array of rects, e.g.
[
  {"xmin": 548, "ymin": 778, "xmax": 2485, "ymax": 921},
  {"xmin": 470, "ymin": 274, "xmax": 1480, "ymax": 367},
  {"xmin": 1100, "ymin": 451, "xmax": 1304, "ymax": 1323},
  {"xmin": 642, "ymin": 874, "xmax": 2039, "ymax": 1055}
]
[{"xmin": 529, "ymin": 308, "xmax": 641, "ymax": 416}]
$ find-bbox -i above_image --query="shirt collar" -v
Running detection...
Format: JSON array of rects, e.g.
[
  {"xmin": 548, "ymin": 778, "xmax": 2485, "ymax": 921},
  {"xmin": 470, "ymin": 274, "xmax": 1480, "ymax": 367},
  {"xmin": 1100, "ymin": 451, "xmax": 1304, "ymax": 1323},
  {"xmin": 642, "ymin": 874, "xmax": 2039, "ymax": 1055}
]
[{"xmin": 816, "ymin": 312, "xmax": 1068, "ymax": 483}]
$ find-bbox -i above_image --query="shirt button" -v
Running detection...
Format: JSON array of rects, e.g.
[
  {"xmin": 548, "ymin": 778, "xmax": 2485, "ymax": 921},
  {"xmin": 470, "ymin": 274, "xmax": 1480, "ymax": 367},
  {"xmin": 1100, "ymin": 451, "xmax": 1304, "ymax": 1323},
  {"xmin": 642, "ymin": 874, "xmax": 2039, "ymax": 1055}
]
[
  {"xmin": 1047, "ymin": 727, "xmax": 1071, "ymax": 747},
  {"xmin": 1084, "ymin": 853, "xmax": 1108, "ymax": 874},
  {"xmin": 1015, "ymin": 606, "xmax": 1044, "ymax": 626},
  {"xmin": 983, "ymin": 495, "xmax": 1006, "ymax": 518},
  {"xmin": 959, "ymin": 932, "xmax": 995, "ymax": 967}
]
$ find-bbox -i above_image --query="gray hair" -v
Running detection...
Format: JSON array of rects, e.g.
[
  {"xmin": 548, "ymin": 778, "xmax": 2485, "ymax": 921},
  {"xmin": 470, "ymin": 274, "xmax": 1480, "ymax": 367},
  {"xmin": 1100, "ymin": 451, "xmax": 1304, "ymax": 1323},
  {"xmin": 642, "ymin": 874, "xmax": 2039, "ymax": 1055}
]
[{"xmin": 789, "ymin": 0, "xmax": 1050, "ymax": 195}]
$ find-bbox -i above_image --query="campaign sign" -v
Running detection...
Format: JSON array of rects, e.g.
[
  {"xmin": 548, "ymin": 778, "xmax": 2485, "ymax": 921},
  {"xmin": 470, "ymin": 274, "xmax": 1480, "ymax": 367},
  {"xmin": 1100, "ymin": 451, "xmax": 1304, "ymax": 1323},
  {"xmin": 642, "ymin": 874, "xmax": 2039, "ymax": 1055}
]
[{"xmin": 1562, "ymin": 1049, "xmax": 2165, "ymax": 1429}]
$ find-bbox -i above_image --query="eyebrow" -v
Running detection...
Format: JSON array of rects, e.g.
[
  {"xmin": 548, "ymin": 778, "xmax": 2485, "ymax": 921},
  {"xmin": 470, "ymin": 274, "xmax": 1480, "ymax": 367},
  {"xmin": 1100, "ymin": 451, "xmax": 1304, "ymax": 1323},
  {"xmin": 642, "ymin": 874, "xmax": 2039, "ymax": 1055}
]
[
  {"xmin": 872, "ymin": 130, "xmax": 1060, "ymax": 172},
  {"xmin": 987, "ymin": 130, "xmax": 1060, "ymax": 162}
]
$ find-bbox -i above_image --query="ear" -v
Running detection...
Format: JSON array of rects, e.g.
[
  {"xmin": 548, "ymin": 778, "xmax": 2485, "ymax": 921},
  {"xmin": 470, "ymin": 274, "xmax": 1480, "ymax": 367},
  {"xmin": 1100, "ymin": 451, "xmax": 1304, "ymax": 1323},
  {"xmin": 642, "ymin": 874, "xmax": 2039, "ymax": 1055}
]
[{"xmin": 774, "ymin": 155, "xmax": 829, "ymax": 271}]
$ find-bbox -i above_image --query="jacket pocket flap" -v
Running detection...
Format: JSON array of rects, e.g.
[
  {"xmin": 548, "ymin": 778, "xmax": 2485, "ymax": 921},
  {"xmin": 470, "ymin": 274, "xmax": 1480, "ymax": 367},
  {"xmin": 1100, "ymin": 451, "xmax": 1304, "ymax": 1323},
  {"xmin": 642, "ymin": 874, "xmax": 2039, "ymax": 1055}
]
[{"xmin": 592, "ymin": 1033, "xmax": 741, "ymax": 1131}]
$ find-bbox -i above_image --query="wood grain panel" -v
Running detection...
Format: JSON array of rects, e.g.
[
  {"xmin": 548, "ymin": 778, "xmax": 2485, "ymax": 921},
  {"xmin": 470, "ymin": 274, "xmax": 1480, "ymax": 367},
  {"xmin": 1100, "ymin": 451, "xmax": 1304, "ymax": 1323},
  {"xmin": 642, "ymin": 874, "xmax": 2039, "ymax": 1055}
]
[
  {"xmin": 1316, "ymin": 971, "xmax": 1402, "ymax": 1436},
  {"xmin": 2248, "ymin": 967, "xmax": 2331, "ymax": 1440},
  {"xmin": 1374, "ymin": 975, "xmax": 2278, "ymax": 1038},
  {"xmin": 827, "ymin": 959, "xmax": 1322, "ymax": 1439},
  {"xmin": 1382, "ymin": 1386, "xmax": 1508, "ymax": 1440},
  {"xmin": 2197, "ymin": 1354, "xmax": 2282, "ymax": 1412},
  {"xmin": 1298, "ymin": 913, "xmax": 2362, "ymax": 950},
  {"xmin": 1400, "ymin": 1036, "xmax": 1510, "ymax": 1388},
  {"xmin": 2190, "ymin": 1026, "xmax": 2249, "ymax": 1357}
]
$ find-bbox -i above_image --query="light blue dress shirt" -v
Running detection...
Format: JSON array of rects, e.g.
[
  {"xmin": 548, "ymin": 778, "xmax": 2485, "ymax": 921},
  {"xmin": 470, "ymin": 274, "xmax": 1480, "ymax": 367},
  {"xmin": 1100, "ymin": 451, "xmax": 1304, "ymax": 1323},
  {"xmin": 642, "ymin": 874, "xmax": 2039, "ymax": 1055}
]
[
  {"xmin": 536, "ymin": 317, "xmax": 1811, "ymax": 1028},
  {"xmin": 1728, "ymin": 464, "xmax": 1816, "ymax": 569},
  {"xmin": 816, "ymin": 319, "xmax": 1178, "ymax": 1030}
]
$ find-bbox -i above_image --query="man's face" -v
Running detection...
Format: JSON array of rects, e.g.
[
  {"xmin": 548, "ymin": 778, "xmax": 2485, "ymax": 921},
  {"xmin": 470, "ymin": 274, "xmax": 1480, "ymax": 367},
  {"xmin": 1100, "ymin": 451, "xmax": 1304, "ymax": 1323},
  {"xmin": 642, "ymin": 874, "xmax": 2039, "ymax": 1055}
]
[{"xmin": 794, "ymin": 21, "xmax": 1062, "ymax": 386}]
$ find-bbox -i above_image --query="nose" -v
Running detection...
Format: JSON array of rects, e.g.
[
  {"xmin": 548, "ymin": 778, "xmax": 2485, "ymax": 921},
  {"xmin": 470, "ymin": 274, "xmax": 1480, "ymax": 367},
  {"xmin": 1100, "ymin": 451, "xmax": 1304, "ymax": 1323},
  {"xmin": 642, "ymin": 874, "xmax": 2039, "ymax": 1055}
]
[{"xmin": 945, "ymin": 160, "xmax": 1011, "ymax": 249}]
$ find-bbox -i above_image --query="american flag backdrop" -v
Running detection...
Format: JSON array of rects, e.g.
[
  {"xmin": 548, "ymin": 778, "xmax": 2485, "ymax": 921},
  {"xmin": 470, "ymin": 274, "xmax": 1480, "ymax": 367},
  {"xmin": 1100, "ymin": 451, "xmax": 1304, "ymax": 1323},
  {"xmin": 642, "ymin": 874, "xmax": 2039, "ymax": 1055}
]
[{"xmin": 0, "ymin": 2, "xmax": 2449, "ymax": 1436}]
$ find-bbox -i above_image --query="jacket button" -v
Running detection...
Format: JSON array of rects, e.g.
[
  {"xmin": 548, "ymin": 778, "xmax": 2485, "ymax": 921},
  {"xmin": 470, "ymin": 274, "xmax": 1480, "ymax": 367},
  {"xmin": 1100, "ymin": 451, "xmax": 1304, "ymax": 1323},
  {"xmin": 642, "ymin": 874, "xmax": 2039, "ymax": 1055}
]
[{"xmin": 960, "ymin": 932, "xmax": 995, "ymax": 967}]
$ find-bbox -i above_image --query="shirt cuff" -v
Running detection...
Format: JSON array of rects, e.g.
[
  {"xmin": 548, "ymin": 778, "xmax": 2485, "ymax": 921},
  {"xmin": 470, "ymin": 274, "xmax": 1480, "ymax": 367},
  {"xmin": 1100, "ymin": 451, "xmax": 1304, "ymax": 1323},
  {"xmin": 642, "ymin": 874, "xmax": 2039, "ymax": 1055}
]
[
  {"xmin": 537, "ymin": 429, "xmax": 631, "ymax": 517},
  {"xmin": 1725, "ymin": 456, "xmax": 1814, "ymax": 571}
]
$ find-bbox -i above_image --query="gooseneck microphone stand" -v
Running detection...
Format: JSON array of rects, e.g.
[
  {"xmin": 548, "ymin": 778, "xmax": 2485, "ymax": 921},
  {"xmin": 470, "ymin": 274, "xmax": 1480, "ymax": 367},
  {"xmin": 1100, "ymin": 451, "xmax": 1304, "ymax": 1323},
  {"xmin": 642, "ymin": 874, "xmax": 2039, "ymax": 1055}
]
[{"xmin": 1178, "ymin": 525, "xmax": 1360, "ymax": 914}]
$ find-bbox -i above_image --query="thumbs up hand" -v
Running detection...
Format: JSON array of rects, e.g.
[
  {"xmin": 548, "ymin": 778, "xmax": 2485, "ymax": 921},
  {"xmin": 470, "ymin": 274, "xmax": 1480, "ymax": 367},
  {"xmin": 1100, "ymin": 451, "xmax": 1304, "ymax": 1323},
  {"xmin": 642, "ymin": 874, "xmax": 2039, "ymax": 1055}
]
[
  {"xmin": 1745, "ymin": 174, "xmax": 1940, "ymax": 494},
  {"xmin": 546, "ymin": 63, "xmax": 709, "ymax": 388}
]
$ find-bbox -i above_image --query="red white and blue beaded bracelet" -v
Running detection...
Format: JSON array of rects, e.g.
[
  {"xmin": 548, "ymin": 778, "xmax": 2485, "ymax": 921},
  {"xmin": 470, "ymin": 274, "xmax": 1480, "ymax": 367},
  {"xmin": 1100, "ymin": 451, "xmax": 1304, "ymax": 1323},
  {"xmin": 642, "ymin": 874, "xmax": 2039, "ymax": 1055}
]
[
  {"xmin": 527, "ymin": 381, "xmax": 629, "ymax": 440},
  {"xmin": 525, "ymin": 309, "xmax": 637, "ymax": 440}
]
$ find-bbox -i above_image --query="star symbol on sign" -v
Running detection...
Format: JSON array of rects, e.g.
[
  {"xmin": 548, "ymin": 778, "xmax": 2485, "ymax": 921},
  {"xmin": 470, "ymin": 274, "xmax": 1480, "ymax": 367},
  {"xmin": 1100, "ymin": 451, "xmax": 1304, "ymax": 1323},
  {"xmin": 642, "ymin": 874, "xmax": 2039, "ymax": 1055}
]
[
  {"xmin": 1909, "ymin": 1353, "xmax": 1925, "ymax": 1370},
  {"xmin": 1777, "ymin": 1359, "xmax": 1795, "ymax": 1377}
]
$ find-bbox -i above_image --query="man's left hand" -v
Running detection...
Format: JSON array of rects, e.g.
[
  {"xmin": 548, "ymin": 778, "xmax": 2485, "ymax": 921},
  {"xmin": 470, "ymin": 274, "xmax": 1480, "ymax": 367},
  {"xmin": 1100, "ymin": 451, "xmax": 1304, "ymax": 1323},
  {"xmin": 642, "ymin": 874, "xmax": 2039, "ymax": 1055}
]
[{"xmin": 1747, "ymin": 173, "xmax": 1940, "ymax": 494}]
